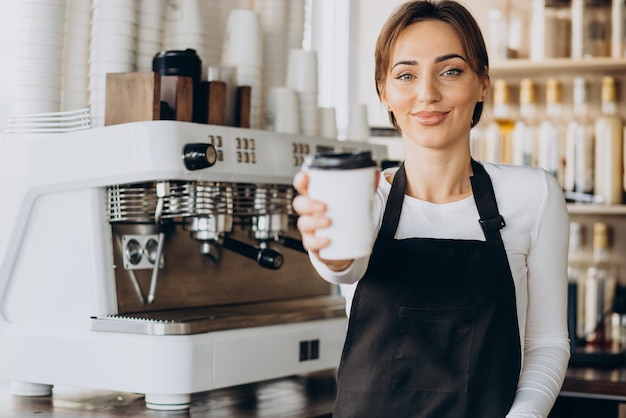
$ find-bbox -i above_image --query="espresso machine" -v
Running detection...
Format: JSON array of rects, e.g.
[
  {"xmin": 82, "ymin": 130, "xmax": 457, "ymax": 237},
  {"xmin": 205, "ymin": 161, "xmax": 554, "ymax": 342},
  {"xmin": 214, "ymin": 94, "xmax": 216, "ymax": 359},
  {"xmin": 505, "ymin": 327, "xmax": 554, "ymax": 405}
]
[{"xmin": 0, "ymin": 120, "xmax": 387, "ymax": 410}]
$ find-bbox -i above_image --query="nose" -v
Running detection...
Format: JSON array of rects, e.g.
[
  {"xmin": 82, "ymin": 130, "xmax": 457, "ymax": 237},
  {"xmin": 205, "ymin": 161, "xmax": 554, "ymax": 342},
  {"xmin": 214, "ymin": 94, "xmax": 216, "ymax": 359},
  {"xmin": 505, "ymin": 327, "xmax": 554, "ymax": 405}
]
[{"xmin": 417, "ymin": 73, "xmax": 441, "ymax": 104}]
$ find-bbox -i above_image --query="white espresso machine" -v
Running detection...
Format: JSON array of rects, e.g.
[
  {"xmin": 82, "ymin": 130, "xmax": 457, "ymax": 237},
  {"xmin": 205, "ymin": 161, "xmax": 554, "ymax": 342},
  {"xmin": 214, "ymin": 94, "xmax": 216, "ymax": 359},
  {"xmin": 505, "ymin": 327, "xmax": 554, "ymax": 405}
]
[{"xmin": 0, "ymin": 120, "xmax": 387, "ymax": 410}]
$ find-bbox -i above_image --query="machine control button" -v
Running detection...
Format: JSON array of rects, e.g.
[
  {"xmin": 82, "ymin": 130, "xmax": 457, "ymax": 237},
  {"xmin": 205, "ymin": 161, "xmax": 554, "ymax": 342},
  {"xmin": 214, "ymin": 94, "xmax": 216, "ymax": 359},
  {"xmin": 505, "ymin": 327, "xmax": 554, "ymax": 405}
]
[
  {"xmin": 182, "ymin": 143, "xmax": 218, "ymax": 170},
  {"xmin": 124, "ymin": 239, "xmax": 142, "ymax": 265}
]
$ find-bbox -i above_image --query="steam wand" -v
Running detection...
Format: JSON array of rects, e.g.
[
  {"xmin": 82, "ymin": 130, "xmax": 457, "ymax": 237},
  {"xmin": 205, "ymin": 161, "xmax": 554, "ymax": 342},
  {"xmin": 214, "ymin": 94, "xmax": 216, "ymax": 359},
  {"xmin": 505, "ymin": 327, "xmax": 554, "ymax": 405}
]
[{"xmin": 147, "ymin": 181, "xmax": 168, "ymax": 304}]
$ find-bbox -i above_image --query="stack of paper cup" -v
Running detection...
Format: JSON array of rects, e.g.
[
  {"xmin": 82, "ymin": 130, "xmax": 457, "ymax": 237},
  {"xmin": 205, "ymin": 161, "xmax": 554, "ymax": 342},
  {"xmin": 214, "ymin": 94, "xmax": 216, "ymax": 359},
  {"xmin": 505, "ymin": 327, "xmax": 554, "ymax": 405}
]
[
  {"xmin": 163, "ymin": 0, "xmax": 205, "ymax": 63},
  {"xmin": 318, "ymin": 107, "xmax": 338, "ymax": 139},
  {"xmin": 137, "ymin": 0, "xmax": 166, "ymax": 72},
  {"xmin": 61, "ymin": 0, "xmax": 91, "ymax": 111},
  {"xmin": 287, "ymin": 48, "xmax": 319, "ymax": 136},
  {"xmin": 14, "ymin": 0, "xmax": 66, "ymax": 114},
  {"xmin": 89, "ymin": 0, "xmax": 137, "ymax": 127},
  {"xmin": 256, "ymin": 0, "xmax": 288, "ymax": 101},
  {"xmin": 265, "ymin": 86, "xmax": 299, "ymax": 134},
  {"xmin": 201, "ymin": 1, "xmax": 223, "ymax": 68},
  {"xmin": 287, "ymin": 0, "xmax": 306, "ymax": 49},
  {"xmin": 347, "ymin": 103, "xmax": 371, "ymax": 141},
  {"xmin": 221, "ymin": 9, "xmax": 263, "ymax": 128}
]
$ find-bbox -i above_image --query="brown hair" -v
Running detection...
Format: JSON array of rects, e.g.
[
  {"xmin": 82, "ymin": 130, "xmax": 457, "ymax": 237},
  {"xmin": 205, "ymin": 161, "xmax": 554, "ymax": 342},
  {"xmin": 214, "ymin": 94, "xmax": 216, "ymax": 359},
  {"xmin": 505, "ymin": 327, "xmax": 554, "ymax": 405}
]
[{"xmin": 374, "ymin": 0, "xmax": 489, "ymax": 130}]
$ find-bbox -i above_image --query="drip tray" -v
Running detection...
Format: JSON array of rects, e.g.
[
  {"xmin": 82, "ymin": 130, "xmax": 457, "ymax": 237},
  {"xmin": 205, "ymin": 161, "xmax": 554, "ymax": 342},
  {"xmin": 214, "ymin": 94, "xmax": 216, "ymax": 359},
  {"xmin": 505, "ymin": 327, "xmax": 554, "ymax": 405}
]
[{"xmin": 90, "ymin": 296, "xmax": 346, "ymax": 335}]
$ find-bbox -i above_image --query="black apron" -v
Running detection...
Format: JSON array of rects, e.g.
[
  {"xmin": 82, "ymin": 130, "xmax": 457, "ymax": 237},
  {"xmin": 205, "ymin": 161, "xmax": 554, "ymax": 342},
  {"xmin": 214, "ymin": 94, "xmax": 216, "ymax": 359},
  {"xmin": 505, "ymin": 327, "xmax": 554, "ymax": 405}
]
[{"xmin": 333, "ymin": 160, "xmax": 521, "ymax": 418}]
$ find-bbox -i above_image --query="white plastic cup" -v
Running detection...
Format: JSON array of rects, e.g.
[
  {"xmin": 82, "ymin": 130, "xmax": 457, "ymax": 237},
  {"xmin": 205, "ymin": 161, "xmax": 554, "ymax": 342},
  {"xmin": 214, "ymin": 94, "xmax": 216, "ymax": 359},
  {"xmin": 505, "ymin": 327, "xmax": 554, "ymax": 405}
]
[
  {"xmin": 286, "ymin": 48, "xmax": 318, "ymax": 93},
  {"xmin": 303, "ymin": 151, "xmax": 378, "ymax": 260},
  {"xmin": 318, "ymin": 106, "xmax": 337, "ymax": 139},
  {"xmin": 265, "ymin": 86, "xmax": 299, "ymax": 134},
  {"xmin": 347, "ymin": 103, "xmax": 370, "ymax": 141},
  {"xmin": 221, "ymin": 9, "xmax": 262, "ymax": 67}
]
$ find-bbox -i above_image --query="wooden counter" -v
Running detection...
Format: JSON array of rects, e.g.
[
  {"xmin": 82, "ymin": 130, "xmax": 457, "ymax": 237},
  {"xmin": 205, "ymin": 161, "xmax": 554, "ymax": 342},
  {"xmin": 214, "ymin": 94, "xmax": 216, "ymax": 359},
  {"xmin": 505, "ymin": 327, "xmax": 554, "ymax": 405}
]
[
  {"xmin": 0, "ymin": 370, "xmax": 337, "ymax": 418},
  {"xmin": 3, "ymin": 365, "xmax": 626, "ymax": 418}
]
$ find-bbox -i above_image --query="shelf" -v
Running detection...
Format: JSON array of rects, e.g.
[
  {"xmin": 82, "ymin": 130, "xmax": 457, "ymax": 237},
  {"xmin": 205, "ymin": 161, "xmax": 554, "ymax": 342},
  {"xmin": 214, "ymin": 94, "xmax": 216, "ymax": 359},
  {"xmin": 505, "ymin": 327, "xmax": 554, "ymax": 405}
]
[
  {"xmin": 567, "ymin": 203, "xmax": 626, "ymax": 215},
  {"xmin": 490, "ymin": 57, "xmax": 626, "ymax": 78}
]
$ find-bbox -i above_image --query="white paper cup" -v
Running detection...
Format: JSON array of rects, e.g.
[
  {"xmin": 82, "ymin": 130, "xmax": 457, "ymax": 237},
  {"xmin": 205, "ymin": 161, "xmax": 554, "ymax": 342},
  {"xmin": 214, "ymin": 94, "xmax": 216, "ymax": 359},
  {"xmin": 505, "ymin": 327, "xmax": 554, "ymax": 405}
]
[
  {"xmin": 265, "ymin": 86, "xmax": 299, "ymax": 134},
  {"xmin": 303, "ymin": 151, "xmax": 378, "ymax": 260},
  {"xmin": 318, "ymin": 107, "xmax": 338, "ymax": 139},
  {"xmin": 287, "ymin": 48, "xmax": 318, "ymax": 93},
  {"xmin": 347, "ymin": 103, "xmax": 370, "ymax": 141},
  {"xmin": 221, "ymin": 9, "xmax": 262, "ymax": 67}
]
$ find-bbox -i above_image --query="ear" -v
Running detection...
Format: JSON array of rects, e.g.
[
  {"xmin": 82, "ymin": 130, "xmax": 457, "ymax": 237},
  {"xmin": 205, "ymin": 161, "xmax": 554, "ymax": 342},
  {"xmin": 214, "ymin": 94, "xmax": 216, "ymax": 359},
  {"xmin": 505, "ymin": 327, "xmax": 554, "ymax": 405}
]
[
  {"xmin": 378, "ymin": 82, "xmax": 387, "ymax": 105},
  {"xmin": 480, "ymin": 76, "xmax": 489, "ymax": 102}
]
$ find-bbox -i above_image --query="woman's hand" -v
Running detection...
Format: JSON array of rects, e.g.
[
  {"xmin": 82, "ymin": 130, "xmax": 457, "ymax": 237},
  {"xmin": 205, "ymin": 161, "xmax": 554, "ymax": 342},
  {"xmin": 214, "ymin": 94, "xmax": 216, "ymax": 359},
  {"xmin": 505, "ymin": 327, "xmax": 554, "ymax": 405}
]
[{"xmin": 292, "ymin": 171, "xmax": 354, "ymax": 272}]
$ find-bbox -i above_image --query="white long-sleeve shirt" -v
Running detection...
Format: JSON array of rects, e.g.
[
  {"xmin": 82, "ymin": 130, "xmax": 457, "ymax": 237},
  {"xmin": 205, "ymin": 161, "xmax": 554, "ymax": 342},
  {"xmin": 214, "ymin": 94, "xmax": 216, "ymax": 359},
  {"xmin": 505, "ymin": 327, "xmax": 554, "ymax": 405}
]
[{"xmin": 311, "ymin": 162, "xmax": 570, "ymax": 418}]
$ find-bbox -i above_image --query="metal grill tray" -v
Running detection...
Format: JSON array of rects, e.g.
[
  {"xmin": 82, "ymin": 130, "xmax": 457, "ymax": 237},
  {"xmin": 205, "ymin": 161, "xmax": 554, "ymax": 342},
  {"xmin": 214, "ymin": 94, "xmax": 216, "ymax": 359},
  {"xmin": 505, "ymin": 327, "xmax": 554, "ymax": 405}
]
[{"xmin": 90, "ymin": 296, "xmax": 346, "ymax": 336}]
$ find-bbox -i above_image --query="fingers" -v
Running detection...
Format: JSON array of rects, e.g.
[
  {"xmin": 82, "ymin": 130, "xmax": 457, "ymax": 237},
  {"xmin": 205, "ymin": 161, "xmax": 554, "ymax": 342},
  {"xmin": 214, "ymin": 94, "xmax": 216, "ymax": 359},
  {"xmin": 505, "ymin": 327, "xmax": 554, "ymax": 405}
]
[
  {"xmin": 292, "ymin": 170, "xmax": 331, "ymax": 253},
  {"xmin": 292, "ymin": 171, "xmax": 309, "ymax": 195}
]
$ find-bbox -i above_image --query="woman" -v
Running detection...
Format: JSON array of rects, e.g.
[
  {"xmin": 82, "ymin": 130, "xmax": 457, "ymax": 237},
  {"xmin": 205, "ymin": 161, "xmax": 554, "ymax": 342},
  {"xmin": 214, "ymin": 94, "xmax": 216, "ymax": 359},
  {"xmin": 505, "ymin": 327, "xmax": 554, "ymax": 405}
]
[{"xmin": 292, "ymin": 1, "xmax": 570, "ymax": 417}]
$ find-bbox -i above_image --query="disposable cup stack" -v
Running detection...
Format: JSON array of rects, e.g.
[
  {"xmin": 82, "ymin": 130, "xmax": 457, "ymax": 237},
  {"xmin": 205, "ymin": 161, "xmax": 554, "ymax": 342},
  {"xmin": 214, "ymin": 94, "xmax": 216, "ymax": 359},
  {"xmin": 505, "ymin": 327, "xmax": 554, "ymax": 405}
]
[
  {"xmin": 256, "ymin": 0, "xmax": 289, "ymax": 119},
  {"xmin": 286, "ymin": 0, "xmax": 306, "ymax": 50},
  {"xmin": 163, "ymin": 0, "xmax": 205, "ymax": 75},
  {"xmin": 221, "ymin": 9, "xmax": 263, "ymax": 129},
  {"xmin": 62, "ymin": 0, "xmax": 91, "ymax": 111},
  {"xmin": 14, "ymin": 0, "xmax": 66, "ymax": 115},
  {"xmin": 264, "ymin": 86, "xmax": 299, "ymax": 134},
  {"xmin": 318, "ymin": 106, "xmax": 338, "ymax": 139},
  {"xmin": 201, "ymin": 1, "xmax": 223, "ymax": 70},
  {"xmin": 89, "ymin": 0, "xmax": 138, "ymax": 127},
  {"xmin": 286, "ymin": 48, "xmax": 319, "ymax": 136},
  {"xmin": 137, "ymin": 0, "xmax": 166, "ymax": 72}
]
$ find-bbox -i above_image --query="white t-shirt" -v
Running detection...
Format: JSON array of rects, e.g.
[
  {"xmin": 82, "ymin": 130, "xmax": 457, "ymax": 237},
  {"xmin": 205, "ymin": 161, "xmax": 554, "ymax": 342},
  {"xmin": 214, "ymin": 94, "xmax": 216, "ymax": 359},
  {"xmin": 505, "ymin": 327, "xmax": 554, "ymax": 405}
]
[{"xmin": 311, "ymin": 162, "xmax": 570, "ymax": 418}]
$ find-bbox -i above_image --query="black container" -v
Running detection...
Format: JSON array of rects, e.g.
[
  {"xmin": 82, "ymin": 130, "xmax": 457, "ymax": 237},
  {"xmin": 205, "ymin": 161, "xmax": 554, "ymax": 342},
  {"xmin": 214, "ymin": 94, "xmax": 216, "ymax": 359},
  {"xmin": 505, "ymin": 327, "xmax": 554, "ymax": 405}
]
[{"xmin": 153, "ymin": 49, "xmax": 203, "ymax": 122}]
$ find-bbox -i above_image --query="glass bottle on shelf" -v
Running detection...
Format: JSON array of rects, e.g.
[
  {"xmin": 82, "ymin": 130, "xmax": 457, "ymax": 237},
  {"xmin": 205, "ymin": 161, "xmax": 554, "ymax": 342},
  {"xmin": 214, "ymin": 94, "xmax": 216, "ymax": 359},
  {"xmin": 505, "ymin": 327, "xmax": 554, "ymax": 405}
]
[
  {"xmin": 611, "ymin": 0, "xmax": 626, "ymax": 57},
  {"xmin": 531, "ymin": 0, "xmax": 572, "ymax": 60},
  {"xmin": 538, "ymin": 78, "xmax": 566, "ymax": 185},
  {"xmin": 572, "ymin": 0, "xmax": 612, "ymax": 58},
  {"xmin": 584, "ymin": 222, "xmax": 617, "ymax": 345},
  {"xmin": 568, "ymin": 222, "xmax": 587, "ymax": 344},
  {"xmin": 564, "ymin": 77, "xmax": 595, "ymax": 196},
  {"xmin": 512, "ymin": 78, "xmax": 538, "ymax": 166},
  {"xmin": 483, "ymin": 79, "xmax": 515, "ymax": 164},
  {"xmin": 594, "ymin": 76, "xmax": 623, "ymax": 205}
]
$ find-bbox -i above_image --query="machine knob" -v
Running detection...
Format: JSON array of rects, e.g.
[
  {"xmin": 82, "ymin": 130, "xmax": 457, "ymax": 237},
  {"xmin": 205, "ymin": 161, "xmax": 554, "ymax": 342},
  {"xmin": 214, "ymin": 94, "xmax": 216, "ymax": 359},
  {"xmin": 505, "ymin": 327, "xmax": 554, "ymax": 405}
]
[
  {"xmin": 258, "ymin": 248, "xmax": 284, "ymax": 270},
  {"xmin": 183, "ymin": 143, "xmax": 218, "ymax": 170}
]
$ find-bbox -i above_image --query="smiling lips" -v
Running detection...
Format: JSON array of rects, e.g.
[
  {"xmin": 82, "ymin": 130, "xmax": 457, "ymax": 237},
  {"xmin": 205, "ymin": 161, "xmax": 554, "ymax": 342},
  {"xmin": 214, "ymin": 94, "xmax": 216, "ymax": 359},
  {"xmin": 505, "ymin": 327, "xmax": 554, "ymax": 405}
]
[{"xmin": 413, "ymin": 111, "xmax": 449, "ymax": 126}]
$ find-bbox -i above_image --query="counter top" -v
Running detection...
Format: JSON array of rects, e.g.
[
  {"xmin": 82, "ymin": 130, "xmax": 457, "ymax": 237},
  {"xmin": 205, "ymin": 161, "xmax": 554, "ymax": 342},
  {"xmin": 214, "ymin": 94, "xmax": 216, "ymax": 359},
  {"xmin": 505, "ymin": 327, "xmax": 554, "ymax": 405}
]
[
  {"xmin": 3, "ymin": 365, "xmax": 626, "ymax": 417},
  {"xmin": 0, "ymin": 370, "xmax": 337, "ymax": 418},
  {"xmin": 562, "ymin": 366, "xmax": 626, "ymax": 400}
]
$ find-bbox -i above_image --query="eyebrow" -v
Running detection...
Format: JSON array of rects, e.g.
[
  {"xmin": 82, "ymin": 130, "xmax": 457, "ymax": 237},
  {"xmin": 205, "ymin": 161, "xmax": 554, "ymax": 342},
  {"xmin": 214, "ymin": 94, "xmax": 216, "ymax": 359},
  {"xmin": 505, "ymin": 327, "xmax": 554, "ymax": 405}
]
[{"xmin": 391, "ymin": 53, "xmax": 467, "ymax": 69}]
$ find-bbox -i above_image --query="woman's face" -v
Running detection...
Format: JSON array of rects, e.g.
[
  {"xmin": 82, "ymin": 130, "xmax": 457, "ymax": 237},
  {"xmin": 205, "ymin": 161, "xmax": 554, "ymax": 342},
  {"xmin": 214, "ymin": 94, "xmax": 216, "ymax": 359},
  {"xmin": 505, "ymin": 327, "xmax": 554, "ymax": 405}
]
[{"xmin": 380, "ymin": 20, "xmax": 487, "ymax": 151}]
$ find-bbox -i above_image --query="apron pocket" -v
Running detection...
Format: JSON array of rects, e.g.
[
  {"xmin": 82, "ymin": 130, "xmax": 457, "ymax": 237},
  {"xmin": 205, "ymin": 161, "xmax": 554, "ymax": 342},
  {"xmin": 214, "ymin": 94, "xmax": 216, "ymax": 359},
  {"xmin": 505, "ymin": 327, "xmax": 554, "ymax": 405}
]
[{"xmin": 392, "ymin": 306, "xmax": 475, "ymax": 393}]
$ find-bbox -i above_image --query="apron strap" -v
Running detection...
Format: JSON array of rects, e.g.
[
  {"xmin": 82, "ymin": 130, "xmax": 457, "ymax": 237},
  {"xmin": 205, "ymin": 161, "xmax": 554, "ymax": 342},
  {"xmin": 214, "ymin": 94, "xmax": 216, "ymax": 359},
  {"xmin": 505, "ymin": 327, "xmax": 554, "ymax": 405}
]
[
  {"xmin": 378, "ymin": 160, "xmax": 506, "ymax": 244},
  {"xmin": 470, "ymin": 159, "xmax": 506, "ymax": 243},
  {"xmin": 377, "ymin": 161, "xmax": 406, "ymax": 243}
]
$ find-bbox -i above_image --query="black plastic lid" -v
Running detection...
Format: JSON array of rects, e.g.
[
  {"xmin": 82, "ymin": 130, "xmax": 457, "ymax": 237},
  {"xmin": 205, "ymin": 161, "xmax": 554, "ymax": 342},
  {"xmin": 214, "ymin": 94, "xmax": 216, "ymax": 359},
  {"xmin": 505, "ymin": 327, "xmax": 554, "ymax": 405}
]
[
  {"xmin": 152, "ymin": 49, "xmax": 202, "ymax": 81},
  {"xmin": 303, "ymin": 151, "xmax": 377, "ymax": 170}
]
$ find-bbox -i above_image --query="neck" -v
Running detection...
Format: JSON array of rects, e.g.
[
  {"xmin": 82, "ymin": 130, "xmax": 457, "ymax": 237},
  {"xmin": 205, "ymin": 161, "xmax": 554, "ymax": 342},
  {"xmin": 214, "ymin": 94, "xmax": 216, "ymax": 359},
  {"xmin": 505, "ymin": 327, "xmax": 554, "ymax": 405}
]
[{"xmin": 401, "ymin": 146, "xmax": 474, "ymax": 204}]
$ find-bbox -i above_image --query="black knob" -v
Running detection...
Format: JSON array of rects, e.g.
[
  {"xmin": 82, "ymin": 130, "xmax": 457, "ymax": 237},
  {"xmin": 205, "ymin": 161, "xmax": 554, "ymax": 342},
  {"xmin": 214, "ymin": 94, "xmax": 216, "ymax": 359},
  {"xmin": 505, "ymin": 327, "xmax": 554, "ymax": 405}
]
[
  {"xmin": 183, "ymin": 143, "xmax": 217, "ymax": 170},
  {"xmin": 258, "ymin": 248, "xmax": 284, "ymax": 270}
]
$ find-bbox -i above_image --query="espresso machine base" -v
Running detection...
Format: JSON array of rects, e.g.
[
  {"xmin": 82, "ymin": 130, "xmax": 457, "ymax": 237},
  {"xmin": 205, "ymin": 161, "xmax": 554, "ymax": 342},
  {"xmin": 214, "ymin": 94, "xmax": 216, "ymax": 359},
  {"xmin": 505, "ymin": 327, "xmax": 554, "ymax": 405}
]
[{"xmin": 2, "ymin": 317, "xmax": 347, "ymax": 410}]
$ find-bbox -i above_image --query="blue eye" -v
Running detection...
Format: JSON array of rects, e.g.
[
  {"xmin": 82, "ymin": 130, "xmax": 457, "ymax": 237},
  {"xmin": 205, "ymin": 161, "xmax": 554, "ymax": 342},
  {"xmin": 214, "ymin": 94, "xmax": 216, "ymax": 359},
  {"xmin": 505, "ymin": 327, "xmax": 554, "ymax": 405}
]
[
  {"xmin": 442, "ymin": 68, "xmax": 463, "ymax": 77},
  {"xmin": 395, "ymin": 73, "xmax": 415, "ymax": 81}
]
